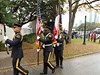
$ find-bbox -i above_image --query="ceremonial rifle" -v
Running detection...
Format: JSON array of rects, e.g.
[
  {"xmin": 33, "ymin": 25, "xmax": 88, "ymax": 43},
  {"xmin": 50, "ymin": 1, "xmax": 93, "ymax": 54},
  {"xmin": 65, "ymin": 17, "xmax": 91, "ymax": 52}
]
[{"xmin": 4, "ymin": 24, "xmax": 9, "ymax": 54}]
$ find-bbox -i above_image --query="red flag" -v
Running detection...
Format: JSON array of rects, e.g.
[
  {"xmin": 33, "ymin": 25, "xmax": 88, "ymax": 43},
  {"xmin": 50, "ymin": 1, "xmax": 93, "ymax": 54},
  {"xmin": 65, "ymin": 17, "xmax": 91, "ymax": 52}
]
[{"xmin": 53, "ymin": 9, "xmax": 60, "ymax": 43}]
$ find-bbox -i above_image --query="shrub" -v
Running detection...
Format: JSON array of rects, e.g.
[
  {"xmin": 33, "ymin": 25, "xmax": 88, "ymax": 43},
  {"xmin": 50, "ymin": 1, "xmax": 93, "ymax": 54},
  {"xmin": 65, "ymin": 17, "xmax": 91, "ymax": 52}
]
[
  {"xmin": 23, "ymin": 33, "xmax": 36, "ymax": 43},
  {"xmin": 0, "ymin": 42, "xmax": 5, "ymax": 51}
]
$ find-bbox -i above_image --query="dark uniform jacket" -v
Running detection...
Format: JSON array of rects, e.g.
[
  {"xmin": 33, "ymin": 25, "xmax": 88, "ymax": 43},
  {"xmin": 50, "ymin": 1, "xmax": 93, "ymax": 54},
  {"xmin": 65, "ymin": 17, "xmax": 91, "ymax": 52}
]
[
  {"xmin": 56, "ymin": 33, "xmax": 64, "ymax": 51},
  {"xmin": 6, "ymin": 32, "xmax": 23, "ymax": 58},
  {"xmin": 39, "ymin": 33, "xmax": 53, "ymax": 52}
]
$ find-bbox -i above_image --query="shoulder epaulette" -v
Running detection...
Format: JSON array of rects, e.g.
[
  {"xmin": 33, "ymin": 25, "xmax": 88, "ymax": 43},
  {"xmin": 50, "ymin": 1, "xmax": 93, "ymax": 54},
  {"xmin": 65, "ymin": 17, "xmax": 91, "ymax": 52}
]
[
  {"xmin": 14, "ymin": 33, "xmax": 23, "ymax": 41},
  {"xmin": 46, "ymin": 33, "xmax": 51, "ymax": 38},
  {"xmin": 16, "ymin": 33, "xmax": 21, "ymax": 38}
]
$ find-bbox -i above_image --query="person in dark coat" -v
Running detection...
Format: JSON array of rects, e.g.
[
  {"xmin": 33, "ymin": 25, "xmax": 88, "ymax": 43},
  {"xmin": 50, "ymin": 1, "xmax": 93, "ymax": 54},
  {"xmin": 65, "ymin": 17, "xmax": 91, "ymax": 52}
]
[
  {"xmin": 54, "ymin": 30, "xmax": 64, "ymax": 69},
  {"xmin": 4, "ymin": 23, "xmax": 29, "ymax": 75},
  {"xmin": 37, "ymin": 26, "xmax": 55, "ymax": 75}
]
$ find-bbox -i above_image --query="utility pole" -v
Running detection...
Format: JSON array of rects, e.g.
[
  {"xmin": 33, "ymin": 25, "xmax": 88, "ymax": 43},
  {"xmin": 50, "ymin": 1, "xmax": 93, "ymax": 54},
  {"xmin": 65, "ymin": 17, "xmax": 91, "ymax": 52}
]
[{"xmin": 83, "ymin": 16, "xmax": 86, "ymax": 45}]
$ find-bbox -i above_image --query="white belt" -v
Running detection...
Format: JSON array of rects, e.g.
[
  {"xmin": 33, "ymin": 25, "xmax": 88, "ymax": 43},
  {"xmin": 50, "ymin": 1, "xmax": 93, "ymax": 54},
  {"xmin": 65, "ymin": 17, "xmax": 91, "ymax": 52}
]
[
  {"xmin": 57, "ymin": 43, "xmax": 62, "ymax": 46},
  {"xmin": 53, "ymin": 43, "xmax": 62, "ymax": 47},
  {"xmin": 45, "ymin": 44, "xmax": 52, "ymax": 46},
  {"xmin": 42, "ymin": 44, "xmax": 52, "ymax": 48}
]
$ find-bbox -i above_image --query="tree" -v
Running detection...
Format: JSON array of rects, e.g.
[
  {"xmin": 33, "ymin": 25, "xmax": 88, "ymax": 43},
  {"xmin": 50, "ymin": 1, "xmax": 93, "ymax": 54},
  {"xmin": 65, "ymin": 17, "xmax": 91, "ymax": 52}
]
[
  {"xmin": 10, "ymin": 0, "xmax": 37, "ymax": 26},
  {"xmin": 76, "ymin": 22, "xmax": 100, "ymax": 31},
  {"xmin": 41, "ymin": 0, "xmax": 65, "ymax": 22},
  {"xmin": 0, "ymin": 0, "xmax": 16, "ymax": 27},
  {"xmin": 66, "ymin": 0, "xmax": 100, "ymax": 44},
  {"xmin": 0, "ymin": 0, "xmax": 66, "ymax": 27}
]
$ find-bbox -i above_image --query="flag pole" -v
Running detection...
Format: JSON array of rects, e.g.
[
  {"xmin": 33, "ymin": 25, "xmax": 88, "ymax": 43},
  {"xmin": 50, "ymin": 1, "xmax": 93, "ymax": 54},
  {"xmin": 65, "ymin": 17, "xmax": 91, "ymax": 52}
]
[
  {"xmin": 58, "ymin": 0, "xmax": 62, "ymax": 29},
  {"xmin": 36, "ymin": 0, "xmax": 39, "ymax": 65},
  {"xmin": 53, "ymin": 0, "xmax": 61, "ymax": 58},
  {"xmin": 4, "ymin": 24, "xmax": 9, "ymax": 54},
  {"xmin": 36, "ymin": 0, "xmax": 43, "ymax": 65}
]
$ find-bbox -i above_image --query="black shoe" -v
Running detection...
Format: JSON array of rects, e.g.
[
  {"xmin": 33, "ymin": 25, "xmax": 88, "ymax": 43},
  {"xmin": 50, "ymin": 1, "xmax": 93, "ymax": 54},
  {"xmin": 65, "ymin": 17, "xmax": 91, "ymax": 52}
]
[
  {"xmin": 25, "ymin": 70, "xmax": 29, "ymax": 75},
  {"xmin": 40, "ymin": 72, "xmax": 47, "ymax": 75},
  {"xmin": 60, "ymin": 65, "xmax": 63, "ymax": 69},
  {"xmin": 52, "ymin": 68, "xmax": 55, "ymax": 73}
]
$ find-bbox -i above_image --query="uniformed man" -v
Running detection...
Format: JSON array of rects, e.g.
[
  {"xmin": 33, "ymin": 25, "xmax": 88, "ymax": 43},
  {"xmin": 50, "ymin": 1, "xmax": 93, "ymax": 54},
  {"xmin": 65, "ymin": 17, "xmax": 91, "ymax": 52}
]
[
  {"xmin": 4, "ymin": 23, "xmax": 29, "ymax": 75},
  {"xmin": 37, "ymin": 26, "xmax": 55, "ymax": 75},
  {"xmin": 54, "ymin": 29, "xmax": 64, "ymax": 69}
]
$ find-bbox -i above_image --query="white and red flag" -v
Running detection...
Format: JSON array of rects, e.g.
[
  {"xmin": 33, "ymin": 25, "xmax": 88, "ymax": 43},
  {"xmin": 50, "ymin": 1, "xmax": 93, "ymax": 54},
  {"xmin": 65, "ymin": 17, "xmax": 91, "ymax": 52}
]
[{"xmin": 53, "ymin": 8, "xmax": 60, "ymax": 43}]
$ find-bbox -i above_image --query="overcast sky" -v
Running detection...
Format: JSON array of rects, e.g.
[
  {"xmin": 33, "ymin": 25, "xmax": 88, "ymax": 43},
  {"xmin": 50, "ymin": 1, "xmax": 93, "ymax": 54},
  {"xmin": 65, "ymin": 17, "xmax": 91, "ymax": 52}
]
[
  {"xmin": 62, "ymin": 11, "xmax": 86, "ymax": 30},
  {"xmin": 62, "ymin": 10, "xmax": 100, "ymax": 30}
]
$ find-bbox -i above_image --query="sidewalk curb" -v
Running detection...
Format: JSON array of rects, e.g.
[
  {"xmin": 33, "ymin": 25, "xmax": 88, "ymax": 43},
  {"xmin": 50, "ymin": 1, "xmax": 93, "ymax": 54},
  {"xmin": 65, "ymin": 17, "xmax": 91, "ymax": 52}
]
[
  {"xmin": 0, "ymin": 50, "xmax": 100, "ymax": 73},
  {"xmin": 5, "ymin": 50, "xmax": 100, "ymax": 67},
  {"xmin": 64, "ymin": 50, "xmax": 100, "ymax": 60}
]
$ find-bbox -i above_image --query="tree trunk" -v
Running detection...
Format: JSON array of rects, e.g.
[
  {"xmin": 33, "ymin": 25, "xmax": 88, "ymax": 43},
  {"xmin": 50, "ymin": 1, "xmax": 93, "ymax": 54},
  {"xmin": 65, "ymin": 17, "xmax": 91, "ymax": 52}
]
[
  {"xmin": 66, "ymin": 0, "xmax": 78, "ymax": 44},
  {"xmin": 66, "ymin": 0, "xmax": 72, "ymax": 44},
  {"xmin": 66, "ymin": 0, "xmax": 99, "ymax": 44}
]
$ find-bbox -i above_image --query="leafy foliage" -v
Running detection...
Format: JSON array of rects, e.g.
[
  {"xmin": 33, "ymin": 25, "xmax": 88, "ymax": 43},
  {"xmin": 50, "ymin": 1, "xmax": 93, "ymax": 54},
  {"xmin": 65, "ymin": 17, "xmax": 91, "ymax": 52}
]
[
  {"xmin": 41, "ymin": 0, "xmax": 65, "ymax": 21},
  {"xmin": 0, "ymin": 42, "xmax": 5, "ymax": 51},
  {"xmin": 0, "ymin": 0, "xmax": 16, "ymax": 27},
  {"xmin": 23, "ymin": 33, "xmax": 36, "ymax": 43},
  {"xmin": 0, "ymin": 0, "xmax": 65, "ymax": 27},
  {"xmin": 75, "ymin": 22, "xmax": 100, "ymax": 31}
]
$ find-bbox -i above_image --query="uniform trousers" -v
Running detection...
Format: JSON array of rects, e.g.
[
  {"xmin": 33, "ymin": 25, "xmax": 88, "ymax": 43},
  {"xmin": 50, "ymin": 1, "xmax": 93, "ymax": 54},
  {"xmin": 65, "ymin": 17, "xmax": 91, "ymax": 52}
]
[
  {"xmin": 12, "ymin": 58, "xmax": 28, "ymax": 75},
  {"xmin": 54, "ymin": 49, "xmax": 63, "ymax": 66},
  {"xmin": 43, "ymin": 51, "xmax": 55, "ymax": 73}
]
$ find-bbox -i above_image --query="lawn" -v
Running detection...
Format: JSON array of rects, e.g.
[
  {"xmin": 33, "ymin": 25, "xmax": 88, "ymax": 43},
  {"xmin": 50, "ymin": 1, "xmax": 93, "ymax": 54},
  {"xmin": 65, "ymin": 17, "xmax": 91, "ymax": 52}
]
[
  {"xmin": 63, "ymin": 38, "xmax": 100, "ymax": 57},
  {"xmin": 22, "ymin": 38, "xmax": 100, "ymax": 64}
]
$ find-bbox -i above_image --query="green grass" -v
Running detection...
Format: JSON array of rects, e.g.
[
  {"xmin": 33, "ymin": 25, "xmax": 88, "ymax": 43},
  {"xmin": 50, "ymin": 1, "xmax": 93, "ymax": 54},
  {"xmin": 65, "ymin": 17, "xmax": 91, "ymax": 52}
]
[
  {"xmin": 23, "ymin": 38, "xmax": 100, "ymax": 63},
  {"xmin": 63, "ymin": 38, "xmax": 100, "ymax": 57}
]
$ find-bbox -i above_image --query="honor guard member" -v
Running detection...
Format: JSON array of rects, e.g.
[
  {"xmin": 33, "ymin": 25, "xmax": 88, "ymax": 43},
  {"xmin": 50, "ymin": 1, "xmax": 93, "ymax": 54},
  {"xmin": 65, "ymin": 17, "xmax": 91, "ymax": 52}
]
[
  {"xmin": 54, "ymin": 29, "xmax": 64, "ymax": 69},
  {"xmin": 4, "ymin": 23, "xmax": 29, "ymax": 75},
  {"xmin": 37, "ymin": 26, "xmax": 55, "ymax": 75}
]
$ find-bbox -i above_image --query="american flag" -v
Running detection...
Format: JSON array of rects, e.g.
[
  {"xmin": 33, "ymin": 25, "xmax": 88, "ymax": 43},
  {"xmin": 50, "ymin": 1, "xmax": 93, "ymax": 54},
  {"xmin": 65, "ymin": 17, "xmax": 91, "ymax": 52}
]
[{"xmin": 36, "ymin": 0, "xmax": 42, "ymax": 49}]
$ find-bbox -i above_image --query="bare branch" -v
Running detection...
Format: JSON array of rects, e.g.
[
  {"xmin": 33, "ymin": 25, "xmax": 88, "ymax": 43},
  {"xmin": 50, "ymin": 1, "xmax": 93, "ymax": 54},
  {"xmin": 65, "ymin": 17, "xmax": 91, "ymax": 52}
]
[
  {"xmin": 71, "ymin": 0, "xmax": 80, "ymax": 6},
  {"xmin": 21, "ymin": 16, "xmax": 36, "ymax": 25},
  {"xmin": 78, "ymin": 0, "xmax": 100, "ymax": 8},
  {"xmin": 86, "ymin": 0, "xmax": 100, "ymax": 11}
]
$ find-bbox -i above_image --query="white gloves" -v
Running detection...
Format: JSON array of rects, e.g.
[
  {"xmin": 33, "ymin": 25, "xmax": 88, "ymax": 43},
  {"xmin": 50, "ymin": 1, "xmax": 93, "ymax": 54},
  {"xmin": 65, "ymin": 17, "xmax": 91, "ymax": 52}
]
[
  {"xmin": 53, "ymin": 44, "xmax": 56, "ymax": 47},
  {"xmin": 5, "ymin": 44, "xmax": 10, "ymax": 47},
  {"xmin": 4, "ymin": 36, "xmax": 8, "ymax": 41},
  {"xmin": 57, "ymin": 43, "xmax": 60, "ymax": 46},
  {"xmin": 41, "ymin": 27, "xmax": 44, "ymax": 31},
  {"xmin": 42, "ymin": 44, "xmax": 45, "ymax": 48},
  {"xmin": 55, "ymin": 36, "xmax": 58, "ymax": 39},
  {"xmin": 37, "ymin": 49, "xmax": 40, "ymax": 52},
  {"xmin": 37, "ymin": 36, "xmax": 40, "ymax": 40}
]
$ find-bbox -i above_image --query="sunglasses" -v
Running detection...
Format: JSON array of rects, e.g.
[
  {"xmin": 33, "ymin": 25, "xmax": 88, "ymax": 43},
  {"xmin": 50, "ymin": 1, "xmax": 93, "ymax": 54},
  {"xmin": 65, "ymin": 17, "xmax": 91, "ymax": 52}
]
[
  {"xmin": 13, "ymin": 27, "xmax": 16, "ymax": 29},
  {"xmin": 14, "ymin": 26, "xmax": 18, "ymax": 29},
  {"xmin": 13, "ymin": 26, "xmax": 18, "ymax": 29}
]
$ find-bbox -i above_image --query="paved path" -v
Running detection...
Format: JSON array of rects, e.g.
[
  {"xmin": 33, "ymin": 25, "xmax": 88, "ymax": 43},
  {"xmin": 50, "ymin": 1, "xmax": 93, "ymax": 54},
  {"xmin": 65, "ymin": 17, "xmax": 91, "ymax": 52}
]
[{"xmin": 0, "ymin": 52, "xmax": 100, "ymax": 75}]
